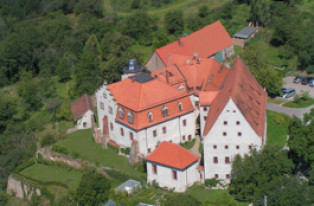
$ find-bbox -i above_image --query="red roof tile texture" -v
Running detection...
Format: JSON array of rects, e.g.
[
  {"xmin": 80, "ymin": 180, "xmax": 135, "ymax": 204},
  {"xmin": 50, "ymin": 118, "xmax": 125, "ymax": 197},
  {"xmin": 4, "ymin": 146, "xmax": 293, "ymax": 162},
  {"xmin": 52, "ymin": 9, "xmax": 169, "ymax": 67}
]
[
  {"xmin": 108, "ymin": 77, "xmax": 194, "ymax": 130},
  {"xmin": 203, "ymin": 58, "xmax": 267, "ymax": 138},
  {"xmin": 71, "ymin": 94, "xmax": 93, "ymax": 121},
  {"xmin": 145, "ymin": 141, "xmax": 199, "ymax": 170},
  {"xmin": 154, "ymin": 21, "xmax": 233, "ymax": 66}
]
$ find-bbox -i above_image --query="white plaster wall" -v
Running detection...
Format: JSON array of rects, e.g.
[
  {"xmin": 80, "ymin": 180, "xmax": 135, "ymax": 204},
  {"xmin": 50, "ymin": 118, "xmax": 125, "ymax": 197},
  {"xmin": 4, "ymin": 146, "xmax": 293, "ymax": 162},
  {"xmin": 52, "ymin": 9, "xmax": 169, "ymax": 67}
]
[
  {"xmin": 189, "ymin": 95, "xmax": 200, "ymax": 119},
  {"xmin": 145, "ymin": 52, "xmax": 166, "ymax": 72},
  {"xmin": 203, "ymin": 98, "xmax": 263, "ymax": 181},
  {"xmin": 96, "ymin": 83, "xmax": 118, "ymax": 137},
  {"xmin": 223, "ymin": 45, "xmax": 234, "ymax": 60},
  {"xmin": 147, "ymin": 161, "xmax": 199, "ymax": 192},
  {"xmin": 200, "ymin": 105, "xmax": 210, "ymax": 139},
  {"xmin": 77, "ymin": 110, "xmax": 94, "ymax": 129},
  {"xmin": 137, "ymin": 112, "xmax": 195, "ymax": 156}
]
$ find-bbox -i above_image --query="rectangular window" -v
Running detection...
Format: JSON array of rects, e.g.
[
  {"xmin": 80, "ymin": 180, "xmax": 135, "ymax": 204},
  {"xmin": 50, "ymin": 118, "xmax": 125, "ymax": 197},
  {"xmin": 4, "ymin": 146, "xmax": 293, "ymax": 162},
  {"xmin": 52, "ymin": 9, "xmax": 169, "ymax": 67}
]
[
  {"xmin": 213, "ymin": 156, "xmax": 218, "ymax": 164},
  {"xmin": 225, "ymin": 145, "xmax": 229, "ymax": 149},
  {"xmin": 236, "ymin": 121, "xmax": 240, "ymax": 125},
  {"xmin": 129, "ymin": 132, "xmax": 133, "ymax": 140},
  {"xmin": 162, "ymin": 127, "xmax": 167, "ymax": 134},
  {"xmin": 182, "ymin": 135, "xmax": 186, "ymax": 141},
  {"xmin": 103, "ymin": 92, "xmax": 107, "ymax": 98},
  {"xmin": 249, "ymin": 145, "xmax": 252, "ymax": 150},
  {"xmin": 162, "ymin": 109, "xmax": 169, "ymax": 117},
  {"xmin": 223, "ymin": 121, "xmax": 227, "ymax": 125},
  {"xmin": 120, "ymin": 128, "xmax": 124, "ymax": 136},
  {"xmin": 238, "ymin": 132, "xmax": 242, "ymax": 136},
  {"xmin": 183, "ymin": 119, "xmax": 187, "ymax": 127},
  {"xmin": 172, "ymin": 170, "xmax": 177, "ymax": 180},
  {"xmin": 215, "ymin": 174, "xmax": 219, "ymax": 179},
  {"xmin": 195, "ymin": 101, "xmax": 199, "ymax": 108},
  {"xmin": 213, "ymin": 145, "xmax": 217, "ymax": 149},
  {"xmin": 236, "ymin": 145, "xmax": 240, "ymax": 149},
  {"xmin": 225, "ymin": 157, "xmax": 230, "ymax": 164},
  {"xmin": 153, "ymin": 164, "xmax": 157, "ymax": 174},
  {"xmin": 148, "ymin": 148, "xmax": 151, "ymax": 153},
  {"xmin": 153, "ymin": 130, "xmax": 157, "ymax": 137},
  {"xmin": 223, "ymin": 132, "xmax": 227, "ymax": 136},
  {"xmin": 110, "ymin": 123, "xmax": 113, "ymax": 131},
  {"xmin": 226, "ymin": 174, "xmax": 230, "ymax": 179},
  {"xmin": 109, "ymin": 106, "xmax": 113, "ymax": 114},
  {"xmin": 100, "ymin": 102, "xmax": 104, "ymax": 110},
  {"xmin": 203, "ymin": 107, "xmax": 207, "ymax": 111},
  {"xmin": 204, "ymin": 116, "xmax": 207, "ymax": 121}
]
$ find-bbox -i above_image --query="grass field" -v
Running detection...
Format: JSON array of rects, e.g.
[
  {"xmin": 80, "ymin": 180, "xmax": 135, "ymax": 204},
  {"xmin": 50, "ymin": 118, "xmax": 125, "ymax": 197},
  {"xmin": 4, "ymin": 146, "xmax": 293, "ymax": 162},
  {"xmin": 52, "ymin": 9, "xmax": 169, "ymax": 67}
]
[
  {"xmin": 283, "ymin": 98, "xmax": 314, "ymax": 108},
  {"xmin": 186, "ymin": 185, "xmax": 248, "ymax": 206},
  {"xmin": 54, "ymin": 129, "xmax": 145, "ymax": 179},
  {"xmin": 180, "ymin": 138, "xmax": 196, "ymax": 149},
  {"xmin": 266, "ymin": 110, "xmax": 290, "ymax": 148},
  {"xmin": 20, "ymin": 164, "xmax": 83, "ymax": 191}
]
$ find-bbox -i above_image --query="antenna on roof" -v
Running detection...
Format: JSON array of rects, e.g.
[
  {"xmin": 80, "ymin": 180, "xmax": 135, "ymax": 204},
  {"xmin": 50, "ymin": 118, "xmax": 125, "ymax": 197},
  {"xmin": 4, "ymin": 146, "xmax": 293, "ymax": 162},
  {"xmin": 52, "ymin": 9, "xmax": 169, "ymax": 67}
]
[{"xmin": 196, "ymin": 58, "xmax": 200, "ymax": 64}]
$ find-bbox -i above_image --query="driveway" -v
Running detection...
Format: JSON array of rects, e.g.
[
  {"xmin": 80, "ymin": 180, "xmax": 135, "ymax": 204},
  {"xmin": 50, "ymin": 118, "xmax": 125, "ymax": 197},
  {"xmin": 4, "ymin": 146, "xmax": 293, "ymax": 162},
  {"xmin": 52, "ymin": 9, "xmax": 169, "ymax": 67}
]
[{"xmin": 283, "ymin": 76, "xmax": 314, "ymax": 98}]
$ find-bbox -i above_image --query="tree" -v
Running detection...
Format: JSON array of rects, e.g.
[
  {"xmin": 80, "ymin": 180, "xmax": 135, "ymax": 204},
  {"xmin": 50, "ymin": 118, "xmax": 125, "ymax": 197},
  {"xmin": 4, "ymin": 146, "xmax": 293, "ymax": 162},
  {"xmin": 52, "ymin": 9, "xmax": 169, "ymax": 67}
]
[
  {"xmin": 122, "ymin": 11, "xmax": 156, "ymax": 45},
  {"xmin": 57, "ymin": 56, "xmax": 72, "ymax": 82},
  {"xmin": 153, "ymin": 30, "xmax": 171, "ymax": 49},
  {"xmin": 131, "ymin": 0, "xmax": 141, "ymax": 9},
  {"xmin": 0, "ymin": 93, "xmax": 17, "ymax": 133},
  {"xmin": 163, "ymin": 194, "xmax": 200, "ymax": 206},
  {"xmin": 165, "ymin": 10, "xmax": 184, "ymax": 35},
  {"xmin": 76, "ymin": 170, "xmax": 111, "ymax": 206},
  {"xmin": 249, "ymin": 0, "xmax": 271, "ymax": 26},
  {"xmin": 288, "ymin": 116, "xmax": 314, "ymax": 171},
  {"xmin": 199, "ymin": 5, "xmax": 209, "ymax": 18},
  {"xmin": 230, "ymin": 145, "xmax": 294, "ymax": 201},
  {"xmin": 0, "ymin": 190, "xmax": 8, "ymax": 206}
]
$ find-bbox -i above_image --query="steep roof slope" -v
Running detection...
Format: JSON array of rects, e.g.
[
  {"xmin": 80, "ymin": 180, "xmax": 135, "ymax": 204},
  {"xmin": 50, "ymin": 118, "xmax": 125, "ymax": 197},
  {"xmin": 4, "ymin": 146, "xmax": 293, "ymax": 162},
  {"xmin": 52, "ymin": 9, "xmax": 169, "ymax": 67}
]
[
  {"xmin": 145, "ymin": 141, "xmax": 199, "ymax": 170},
  {"xmin": 154, "ymin": 21, "xmax": 233, "ymax": 66},
  {"xmin": 203, "ymin": 58, "xmax": 267, "ymax": 138},
  {"xmin": 71, "ymin": 94, "xmax": 93, "ymax": 121}
]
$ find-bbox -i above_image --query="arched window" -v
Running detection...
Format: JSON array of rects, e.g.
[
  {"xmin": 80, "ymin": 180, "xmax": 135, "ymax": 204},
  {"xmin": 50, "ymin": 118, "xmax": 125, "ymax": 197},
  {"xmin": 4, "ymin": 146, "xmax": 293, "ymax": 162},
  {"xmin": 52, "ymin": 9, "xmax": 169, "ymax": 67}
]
[
  {"xmin": 128, "ymin": 112, "xmax": 134, "ymax": 124},
  {"xmin": 147, "ymin": 112, "xmax": 153, "ymax": 122},
  {"xmin": 161, "ymin": 105, "xmax": 169, "ymax": 117},
  {"xmin": 178, "ymin": 102, "xmax": 183, "ymax": 112},
  {"xmin": 119, "ymin": 107, "xmax": 124, "ymax": 119}
]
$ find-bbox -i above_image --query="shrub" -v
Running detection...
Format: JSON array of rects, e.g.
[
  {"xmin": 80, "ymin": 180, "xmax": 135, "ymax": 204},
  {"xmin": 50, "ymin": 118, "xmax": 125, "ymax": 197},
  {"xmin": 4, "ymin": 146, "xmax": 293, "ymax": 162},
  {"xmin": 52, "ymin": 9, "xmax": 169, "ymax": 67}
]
[
  {"xmin": 106, "ymin": 169, "xmax": 132, "ymax": 182},
  {"xmin": 108, "ymin": 144, "xmax": 119, "ymax": 153},
  {"xmin": 0, "ymin": 190, "xmax": 8, "ymax": 206},
  {"xmin": 40, "ymin": 134, "xmax": 56, "ymax": 147},
  {"xmin": 205, "ymin": 178, "xmax": 220, "ymax": 188},
  {"xmin": 16, "ymin": 159, "xmax": 36, "ymax": 173},
  {"xmin": 121, "ymin": 147, "xmax": 130, "ymax": 155},
  {"xmin": 52, "ymin": 145, "xmax": 68, "ymax": 154}
]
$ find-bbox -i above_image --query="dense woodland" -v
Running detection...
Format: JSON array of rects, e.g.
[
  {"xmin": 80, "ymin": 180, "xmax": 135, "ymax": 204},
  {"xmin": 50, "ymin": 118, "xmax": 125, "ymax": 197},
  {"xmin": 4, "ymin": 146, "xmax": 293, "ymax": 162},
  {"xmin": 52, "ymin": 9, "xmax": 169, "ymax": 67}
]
[{"xmin": 0, "ymin": 0, "xmax": 313, "ymax": 205}]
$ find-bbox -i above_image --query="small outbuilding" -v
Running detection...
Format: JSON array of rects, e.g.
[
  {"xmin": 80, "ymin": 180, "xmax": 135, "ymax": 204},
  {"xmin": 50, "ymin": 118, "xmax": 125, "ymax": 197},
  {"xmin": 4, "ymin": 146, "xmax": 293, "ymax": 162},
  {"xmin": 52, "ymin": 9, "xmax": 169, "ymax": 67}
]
[
  {"xmin": 71, "ymin": 94, "xmax": 94, "ymax": 129},
  {"xmin": 114, "ymin": 179, "xmax": 141, "ymax": 194},
  {"xmin": 232, "ymin": 26, "xmax": 258, "ymax": 48},
  {"xmin": 145, "ymin": 141, "xmax": 200, "ymax": 192}
]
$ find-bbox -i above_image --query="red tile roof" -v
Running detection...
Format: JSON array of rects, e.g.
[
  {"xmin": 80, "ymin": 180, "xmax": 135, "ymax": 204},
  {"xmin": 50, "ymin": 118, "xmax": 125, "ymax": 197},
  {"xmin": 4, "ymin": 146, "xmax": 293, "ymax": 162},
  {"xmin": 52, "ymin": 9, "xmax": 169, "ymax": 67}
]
[
  {"xmin": 199, "ymin": 91, "xmax": 219, "ymax": 105},
  {"xmin": 153, "ymin": 21, "xmax": 233, "ymax": 66},
  {"xmin": 145, "ymin": 141, "xmax": 199, "ymax": 170},
  {"xmin": 203, "ymin": 58, "xmax": 267, "ymax": 138},
  {"xmin": 151, "ymin": 55, "xmax": 230, "ymax": 96},
  {"xmin": 108, "ymin": 76, "xmax": 194, "ymax": 130},
  {"xmin": 71, "ymin": 94, "xmax": 93, "ymax": 121}
]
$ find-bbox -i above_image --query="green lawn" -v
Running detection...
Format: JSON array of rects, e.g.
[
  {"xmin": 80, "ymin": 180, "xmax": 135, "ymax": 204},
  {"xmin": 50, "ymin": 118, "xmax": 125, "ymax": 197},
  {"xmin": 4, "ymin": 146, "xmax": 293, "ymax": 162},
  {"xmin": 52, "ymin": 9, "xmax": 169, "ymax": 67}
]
[
  {"xmin": 266, "ymin": 110, "xmax": 290, "ymax": 147},
  {"xmin": 267, "ymin": 97, "xmax": 285, "ymax": 104},
  {"xmin": 54, "ymin": 129, "xmax": 145, "ymax": 179},
  {"xmin": 283, "ymin": 98, "xmax": 314, "ymax": 108},
  {"xmin": 186, "ymin": 185, "xmax": 248, "ymax": 206},
  {"xmin": 20, "ymin": 164, "xmax": 82, "ymax": 191},
  {"xmin": 20, "ymin": 164, "xmax": 83, "ymax": 191}
]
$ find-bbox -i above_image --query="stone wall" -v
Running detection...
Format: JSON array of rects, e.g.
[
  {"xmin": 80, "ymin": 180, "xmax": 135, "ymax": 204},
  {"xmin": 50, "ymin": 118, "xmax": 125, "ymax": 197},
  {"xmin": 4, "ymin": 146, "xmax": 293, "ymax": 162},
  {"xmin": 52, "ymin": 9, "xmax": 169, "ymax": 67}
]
[{"xmin": 6, "ymin": 176, "xmax": 41, "ymax": 200}]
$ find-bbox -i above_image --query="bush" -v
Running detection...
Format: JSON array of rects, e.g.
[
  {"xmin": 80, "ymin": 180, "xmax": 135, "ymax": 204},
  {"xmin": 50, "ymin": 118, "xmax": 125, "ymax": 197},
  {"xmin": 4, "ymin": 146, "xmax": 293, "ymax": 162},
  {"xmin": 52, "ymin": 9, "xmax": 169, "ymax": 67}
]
[
  {"xmin": 121, "ymin": 147, "xmax": 130, "ymax": 155},
  {"xmin": 16, "ymin": 159, "xmax": 36, "ymax": 173},
  {"xmin": 41, "ymin": 134, "xmax": 56, "ymax": 147},
  {"xmin": 0, "ymin": 190, "xmax": 8, "ymax": 206},
  {"xmin": 205, "ymin": 178, "xmax": 220, "ymax": 188},
  {"xmin": 108, "ymin": 144, "xmax": 119, "ymax": 153},
  {"xmin": 106, "ymin": 169, "xmax": 133, "ymax": 183},
  {"xmin": 52, "ymin": 145, "xmax": 68, "ymax": 154}
]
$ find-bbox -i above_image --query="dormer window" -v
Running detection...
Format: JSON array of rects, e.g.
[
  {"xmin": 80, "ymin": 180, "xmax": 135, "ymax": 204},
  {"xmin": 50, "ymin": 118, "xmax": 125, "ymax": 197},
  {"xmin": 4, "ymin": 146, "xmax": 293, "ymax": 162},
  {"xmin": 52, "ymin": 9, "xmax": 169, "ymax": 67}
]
[
  {"xmin": 177, "ymin": 85, "xmax": 185, "ymax": 92},
  {"xmin": 178, "ymin": 102, "xmax": 183, "ymax": 112},
  {"xmin": 148, "ymin": 112, "xmax": 153, "ymax": 122},
  {"xmin": 119, "ymin": 107, "xmax": 124, "ymax": 119},
  {"xmin": 161, "ymin": 105, "xmax": 169, "ymax": 117},
  {"xmin": 128, "ymin": 112, "xmax": 134, "ymax": 124}
]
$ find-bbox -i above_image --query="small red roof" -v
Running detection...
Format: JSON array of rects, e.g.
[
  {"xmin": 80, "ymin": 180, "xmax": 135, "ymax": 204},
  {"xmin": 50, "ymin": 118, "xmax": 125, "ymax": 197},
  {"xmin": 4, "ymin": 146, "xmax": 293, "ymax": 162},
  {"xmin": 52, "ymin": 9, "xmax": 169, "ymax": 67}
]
[
  {"xmin": 153, "ymin": 21, "xmax": 233, "ymax": 66},
  {"xmin": 71, "ymin": 94, "xmax": 93, "ymax": 121},
  {"xmin": 145, "ymin": 142, "xmax": 199, "ymax": 170}
]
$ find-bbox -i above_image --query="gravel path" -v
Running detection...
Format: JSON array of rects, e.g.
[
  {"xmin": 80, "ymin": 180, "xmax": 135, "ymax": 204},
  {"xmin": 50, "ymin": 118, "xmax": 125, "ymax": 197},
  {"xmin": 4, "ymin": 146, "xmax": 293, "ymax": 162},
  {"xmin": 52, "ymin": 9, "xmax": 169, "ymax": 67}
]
[{"xmin": 189, "ymin": 135, "xmax": 201, "ymax": 157}]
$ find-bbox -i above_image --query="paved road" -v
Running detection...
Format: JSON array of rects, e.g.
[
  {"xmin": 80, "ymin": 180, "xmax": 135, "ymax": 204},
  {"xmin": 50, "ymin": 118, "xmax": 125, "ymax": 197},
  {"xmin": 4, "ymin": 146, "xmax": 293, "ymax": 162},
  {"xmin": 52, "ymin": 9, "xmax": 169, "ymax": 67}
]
[{"xmin": 267, "ymin": 102, "xmax": 314, "ymax": 119}]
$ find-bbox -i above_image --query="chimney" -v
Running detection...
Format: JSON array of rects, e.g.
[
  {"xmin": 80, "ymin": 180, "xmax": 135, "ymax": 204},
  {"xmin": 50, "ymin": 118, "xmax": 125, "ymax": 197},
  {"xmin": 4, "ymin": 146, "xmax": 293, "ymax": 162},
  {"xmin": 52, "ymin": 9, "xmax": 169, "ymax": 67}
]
[
  {"xmin": 186, "ymin": 58, "xmax": 190, "ymax": 64},
  {"xmin": 193, "ymin": 52, "xmax": 198, "ymax": 59},
  {"xmin": 196, "ymin": 58, "xmax": 200, "ymax": 64},
  {"xmin": 166, "ymin": 70, "xmax": 169, "ymax": 84},
  {"xmin": 177, "ymin": 38, "xmax": 182, "ymax": 47}
]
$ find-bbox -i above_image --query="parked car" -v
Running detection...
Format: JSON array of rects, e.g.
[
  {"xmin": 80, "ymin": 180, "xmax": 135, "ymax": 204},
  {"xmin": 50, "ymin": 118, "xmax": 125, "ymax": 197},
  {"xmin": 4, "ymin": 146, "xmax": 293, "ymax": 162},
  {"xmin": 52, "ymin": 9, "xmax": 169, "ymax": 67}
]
[
  {"xmin": 280, "ymin": 88, "xmax": 296, "ymax": 98},
  {"xmin": 309, "ymin": 78, "xmax": 314, "ymax": 87},
  {"xmin": 301, "ymin": 77, "xmax": 312, "ymax": 85},
  {"xmin": 293, "ymin": 76, "xmax": 305, "ymax": 84}
]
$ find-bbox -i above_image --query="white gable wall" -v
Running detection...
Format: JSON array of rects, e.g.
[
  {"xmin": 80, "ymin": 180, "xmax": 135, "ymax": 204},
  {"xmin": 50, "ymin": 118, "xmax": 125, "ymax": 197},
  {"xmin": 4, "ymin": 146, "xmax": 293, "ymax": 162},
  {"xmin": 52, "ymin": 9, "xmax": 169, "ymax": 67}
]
[
  {"xmin": 200, "ymin": 105, "xmax": 210, "ymax": 139},
  {"xmin": 76, "ymin": 110, "xmax": 94, "ymax": 129},
  {"xmin": 146, "ymin": 161, "xmax": 199, "ymax": 192},
  {"xmin": 203, "ymin": 98, "xmax": 263, "ymax": 181}
]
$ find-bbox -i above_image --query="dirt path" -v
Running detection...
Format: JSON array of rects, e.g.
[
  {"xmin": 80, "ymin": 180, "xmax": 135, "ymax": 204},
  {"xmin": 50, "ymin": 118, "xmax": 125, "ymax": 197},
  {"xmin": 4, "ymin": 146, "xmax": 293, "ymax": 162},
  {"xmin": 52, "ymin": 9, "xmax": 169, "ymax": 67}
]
[
  {"xmin": 267, "ymin": 102, "xmax": 314, "ymax": 119},
  {"xmin": 189, "ymin": 135, "xmax": 201, "ymax": 157}
]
